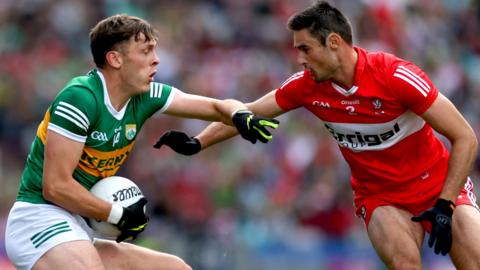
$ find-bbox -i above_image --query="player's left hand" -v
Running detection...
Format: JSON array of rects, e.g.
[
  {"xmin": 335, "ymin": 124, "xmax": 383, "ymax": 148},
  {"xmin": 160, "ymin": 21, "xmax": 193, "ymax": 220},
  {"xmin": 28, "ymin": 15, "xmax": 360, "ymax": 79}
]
[
  {"xmin": 411, "ymin": 198, "xmax": 455, "ymax": 255},
  {"xmin": 232, "ymin": 110, "xmax": 279, "ymax": 144},
  {"xmin": 153, "ymin": 130, "xmax": 201, "ymax": 156},
  {"xmin": 115, "ymin": 198, "xmax": 149, "ymax": 243}
]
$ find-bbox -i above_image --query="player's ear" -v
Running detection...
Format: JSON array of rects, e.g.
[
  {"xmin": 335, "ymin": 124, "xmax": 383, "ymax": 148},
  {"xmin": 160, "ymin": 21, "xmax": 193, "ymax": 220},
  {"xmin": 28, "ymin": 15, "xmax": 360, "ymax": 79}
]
[
  {"xmin": 105, "ymin": 50, "xmax": 123, "ymax": 69},
  {"xmin": 326, "ymin": 33, "xmax": 340, "ymax": 50}
]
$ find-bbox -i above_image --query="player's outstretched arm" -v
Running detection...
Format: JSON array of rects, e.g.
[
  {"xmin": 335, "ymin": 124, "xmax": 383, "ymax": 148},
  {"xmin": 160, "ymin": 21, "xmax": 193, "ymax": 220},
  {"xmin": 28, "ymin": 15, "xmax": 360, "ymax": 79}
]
[
  {"xmin": 156, "ymin": 90, "xmax": 284, "ymax": 155},
  {"xmin": 162, "ymin": 90, "xmax": 279, "ymax": 146}
]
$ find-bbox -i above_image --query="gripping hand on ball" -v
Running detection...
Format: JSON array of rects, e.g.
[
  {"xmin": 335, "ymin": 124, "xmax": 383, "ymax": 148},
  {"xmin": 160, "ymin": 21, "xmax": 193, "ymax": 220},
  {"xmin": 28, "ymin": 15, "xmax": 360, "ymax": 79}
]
[
  {"xmin": 114, "ymin": 198, "xmax": 149, "ymax": 243},
  {"xmin": 232, "ymin": 110, "xmax": 279, "ymax": 144}
]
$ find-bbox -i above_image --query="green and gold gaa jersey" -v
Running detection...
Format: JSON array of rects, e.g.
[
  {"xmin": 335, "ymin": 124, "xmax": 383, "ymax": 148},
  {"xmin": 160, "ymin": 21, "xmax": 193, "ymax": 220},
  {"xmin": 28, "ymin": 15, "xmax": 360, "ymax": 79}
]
[{"xmin": 17, "ymin": 69, "xmax": 175, "ymax": 204}]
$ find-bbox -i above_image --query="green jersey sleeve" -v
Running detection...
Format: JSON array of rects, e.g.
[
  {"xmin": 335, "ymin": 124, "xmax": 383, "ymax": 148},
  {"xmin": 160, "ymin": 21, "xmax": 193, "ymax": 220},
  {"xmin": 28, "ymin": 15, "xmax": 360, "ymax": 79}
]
[
  {"xmin": 133, "ymin": 82, "xmax": 176, "ymax": 122},
  {"xmin": 48, "ymin": 86, "xmax": 97, "ymax": 142}
]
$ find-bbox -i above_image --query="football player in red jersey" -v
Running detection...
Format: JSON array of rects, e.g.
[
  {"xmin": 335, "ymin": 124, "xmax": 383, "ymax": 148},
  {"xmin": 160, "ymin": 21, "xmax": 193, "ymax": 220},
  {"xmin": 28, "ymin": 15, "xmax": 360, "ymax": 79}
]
[{"xmin": 156, "ymin": 1, "xmax": 480, "ymax": 269}]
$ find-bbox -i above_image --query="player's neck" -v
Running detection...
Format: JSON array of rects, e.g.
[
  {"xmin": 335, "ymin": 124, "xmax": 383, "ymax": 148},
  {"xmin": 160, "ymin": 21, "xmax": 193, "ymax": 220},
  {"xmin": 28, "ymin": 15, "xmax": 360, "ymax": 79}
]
[
  {"xmin": 100, "ymin": 69, "xmax": 131, "ymax": 111},
  {"xmin": 331, "ymin": 47, "xmax": 357, "ymax": 89}
]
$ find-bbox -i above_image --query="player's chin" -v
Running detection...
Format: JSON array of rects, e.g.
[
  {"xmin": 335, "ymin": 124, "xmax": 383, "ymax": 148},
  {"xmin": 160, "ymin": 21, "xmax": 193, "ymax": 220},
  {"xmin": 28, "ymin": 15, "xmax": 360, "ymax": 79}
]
[
  {"xmin": 311, "ymin": 73, "xmax": 321, "ymax": 82},
  {"xmin": 135, "ymin": 85, "xmax": 150, "ymax": 95},
  {"xmin": 141, "ymin": 81, "xmax": 151, "ymax": 92},
  {"xmin": 312, "ymin": 71, "xmax": 328, "ymax": 83}
]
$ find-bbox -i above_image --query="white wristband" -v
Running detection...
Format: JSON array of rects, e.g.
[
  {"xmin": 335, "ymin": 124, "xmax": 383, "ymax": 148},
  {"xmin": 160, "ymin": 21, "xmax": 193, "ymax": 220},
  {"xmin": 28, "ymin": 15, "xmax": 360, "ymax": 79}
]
[{"xmin": 107, "ymin": 204, "xmax": 123, "ymax": 224}]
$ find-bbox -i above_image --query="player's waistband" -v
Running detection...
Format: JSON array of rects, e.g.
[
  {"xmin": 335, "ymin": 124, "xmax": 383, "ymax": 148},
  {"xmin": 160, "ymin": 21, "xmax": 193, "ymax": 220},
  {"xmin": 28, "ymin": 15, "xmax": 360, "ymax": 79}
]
[{"xmin": 351, "ymin": 158, "xmax": 447, "ymax": 198}]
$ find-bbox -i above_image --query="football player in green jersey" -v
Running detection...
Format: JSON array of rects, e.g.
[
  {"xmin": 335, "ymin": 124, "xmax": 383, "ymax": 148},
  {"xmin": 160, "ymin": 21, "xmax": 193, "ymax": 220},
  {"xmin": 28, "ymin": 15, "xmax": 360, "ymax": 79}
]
[{"xmin": 5, "ymin": 14, "xmax": 278, "ymax": 270}]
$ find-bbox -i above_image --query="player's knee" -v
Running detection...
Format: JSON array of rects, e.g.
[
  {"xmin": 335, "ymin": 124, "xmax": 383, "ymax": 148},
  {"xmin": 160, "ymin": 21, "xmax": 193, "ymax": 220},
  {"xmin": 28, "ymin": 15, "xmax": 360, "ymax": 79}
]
[
  {"xmin": 168, "ymin": 255, "xmax": 192, "ymax": 270},
  {"xmin": 453, "ymin": 205, "xmax": 479, "ymax": 231},
  {"xmin": 387, "ymin": 253, "xmax": 421, "ymax": 270},
  {"xmin": 95, "ymin": 240, "xmax": 192, "ymax": 270}
]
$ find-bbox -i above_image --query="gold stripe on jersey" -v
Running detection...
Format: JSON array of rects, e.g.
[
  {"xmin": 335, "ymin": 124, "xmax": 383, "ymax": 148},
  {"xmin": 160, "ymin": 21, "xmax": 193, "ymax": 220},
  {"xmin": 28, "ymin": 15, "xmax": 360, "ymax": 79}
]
[
  {"xmin": 78, "ymin": 143, "xmax": 135, "ymax": 178},
  {"xmin": 36, "ymin": 110, "xmax": 50, "ymax": 144}
]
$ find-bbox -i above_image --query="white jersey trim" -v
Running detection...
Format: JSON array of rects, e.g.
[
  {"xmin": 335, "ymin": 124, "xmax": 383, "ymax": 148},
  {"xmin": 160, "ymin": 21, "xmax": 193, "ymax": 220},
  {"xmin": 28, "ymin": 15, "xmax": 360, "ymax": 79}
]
[
  {"xmin": 53, "ymin": 110, "xmax": 87, "ymax": 132},
  {"xmin": 464, "ymin": 178, "xmax": 479, "ymax": 208},
  {"xmin": 393, "ymin": 66, "xmax": 430, "ymax": 97},
  {"xmin": 48, "ymin": 123, "xmax": 87, "ymax": 143},
  {"xmin": 323, "ymin": 110, "xmax": 425, "ymax": 151},
  {"xmin": 157, "ymin": 87, "xmax": 177, "ymax": 113},
  {"xmin": 96, "ymin": 70, "xmax": 130, "ymax": 120},
  {"xmin": 150, "ymin": 82, "xmax": 164, "ymax": 98},
  {"xmin": 55, "ymin": 102, "xmax": 89, "ymax": 131},
  {"xmin": 58, "ymin": 102, "xmax": 90, "ymax": 127},
  {"xmin": 280, "ymin": 71, "xmax": 304, "ymax": 89},
  {"xmin": 332, "ymin": 82, "xmax": 359, "ymax": 96}
]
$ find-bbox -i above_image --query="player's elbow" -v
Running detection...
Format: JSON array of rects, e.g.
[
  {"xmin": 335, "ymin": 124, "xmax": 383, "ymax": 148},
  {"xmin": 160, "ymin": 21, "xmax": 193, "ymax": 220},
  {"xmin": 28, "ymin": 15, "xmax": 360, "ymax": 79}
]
[
  {"xmin": 42, "ymin": 180, "xmax": 56, "ymax": 202},
  {"xmin": 42, "ymin": 175, "xmax": 63, "ymax": 202},
  {"xmin": 465, "ymin": 128, "xmax": 478, "ymax": 154}
]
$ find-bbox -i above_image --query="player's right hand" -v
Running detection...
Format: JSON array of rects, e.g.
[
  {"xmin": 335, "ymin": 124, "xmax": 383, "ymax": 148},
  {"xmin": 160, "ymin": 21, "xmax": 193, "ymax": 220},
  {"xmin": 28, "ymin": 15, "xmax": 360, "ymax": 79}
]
[
  {"xmin": 411, "ymin": 198, "xmax": 455, "ymax": 255},
  {"xmin": 153, "ymin": 130, "xmax": 202, "ymax": 156},
  {"xmin": 115, "ymin": 198, "xmax": 149, "ymax": 243},
  {"xmin": 231, "ymin": 110, "xmax": 279, "ymax": 144}
]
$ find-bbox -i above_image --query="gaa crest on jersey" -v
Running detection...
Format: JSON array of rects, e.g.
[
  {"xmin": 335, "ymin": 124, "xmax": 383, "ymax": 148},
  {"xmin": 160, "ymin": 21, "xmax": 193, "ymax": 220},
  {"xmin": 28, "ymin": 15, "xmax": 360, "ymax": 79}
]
[
  {"xmin": 125, "ymin": 124, "xmax": 136, "ymax": 140},
  {"xmin": 91, "ymin": 131, "xmax": 109, "ymax": 142}
]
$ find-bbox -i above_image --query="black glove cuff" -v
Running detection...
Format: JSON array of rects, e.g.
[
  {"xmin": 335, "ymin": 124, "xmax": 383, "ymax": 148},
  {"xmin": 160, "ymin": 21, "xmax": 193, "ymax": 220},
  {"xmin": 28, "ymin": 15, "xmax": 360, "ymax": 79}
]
[
  {"xmin": 191, "ymin": 137, "xmax": 201, "ymax": 145},
  {"xmin": 190, "ymin": 137, "xmax": 202, "ymax": 153},
  {"xmin": 435, "ymin": 198, "xmax": 455, "ymax": 216}
]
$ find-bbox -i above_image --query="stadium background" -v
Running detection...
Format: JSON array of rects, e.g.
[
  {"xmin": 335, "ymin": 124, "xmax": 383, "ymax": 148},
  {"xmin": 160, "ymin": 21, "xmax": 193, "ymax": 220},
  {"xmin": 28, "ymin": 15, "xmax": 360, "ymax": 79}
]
[{"xmin": 0, "ymin": 0, "xmax": 479, "ymax": 269}]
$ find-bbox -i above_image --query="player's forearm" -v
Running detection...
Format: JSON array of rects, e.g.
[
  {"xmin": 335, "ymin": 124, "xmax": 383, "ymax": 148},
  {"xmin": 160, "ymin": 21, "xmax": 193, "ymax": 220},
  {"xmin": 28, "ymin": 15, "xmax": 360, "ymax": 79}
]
[
  {"xmin": 440, "ymin": 133, "xmax": 478, "ymax": 202},
  {"xmin": 43, "ymin": 176, "xmax": 111, "ymax": 221},
  {"xmin": 195, "ymin": 121, "xmax": 239, "ymax": 149},
  {"xmin": 212, "ymin": 99, "xmax": 248, "ymax": 125}
]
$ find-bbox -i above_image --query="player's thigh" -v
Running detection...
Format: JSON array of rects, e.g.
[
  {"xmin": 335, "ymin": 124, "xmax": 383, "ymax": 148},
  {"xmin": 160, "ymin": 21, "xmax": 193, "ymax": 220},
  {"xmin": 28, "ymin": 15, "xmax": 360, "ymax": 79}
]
[
  {"xmin": 368, "ymin": 205, "xmax": 424, "ymax": 269},
  {"xmin": 450, "ymin": 205, "xmax": 480, "ymax": 270},
  {"xmin": 5, "ymin": 202, "xmax": 96, "ymax": 270},
  {"xmin": 94, "ymin": 238, "xmax": 192, "ymax": 270},
  {"xmin": 33, "ymin": 240, "xmax": 104, "ymax": 270}
]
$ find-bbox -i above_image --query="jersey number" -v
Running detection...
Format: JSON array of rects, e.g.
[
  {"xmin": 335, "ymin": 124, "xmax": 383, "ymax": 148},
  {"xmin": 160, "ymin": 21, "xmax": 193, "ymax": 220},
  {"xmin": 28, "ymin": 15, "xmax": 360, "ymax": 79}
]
[
  {"xmin": 346, "ymin": 106, "xmax": 356, "ymax": 115},
  {"xmin": 113, "ymin": 127, "xmax": 121, "ymax": 147}
]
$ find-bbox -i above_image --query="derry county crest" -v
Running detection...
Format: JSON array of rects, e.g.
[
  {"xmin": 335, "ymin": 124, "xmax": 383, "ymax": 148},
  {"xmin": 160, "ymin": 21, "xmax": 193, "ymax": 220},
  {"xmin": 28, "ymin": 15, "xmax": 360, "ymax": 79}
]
[
  {"xmin": 125, "ymin": 124, "xmax": 136, "ymax": 140},
  {"xmin": 372, "ymin": 98, "xmax": 382, "ymax": 109}
]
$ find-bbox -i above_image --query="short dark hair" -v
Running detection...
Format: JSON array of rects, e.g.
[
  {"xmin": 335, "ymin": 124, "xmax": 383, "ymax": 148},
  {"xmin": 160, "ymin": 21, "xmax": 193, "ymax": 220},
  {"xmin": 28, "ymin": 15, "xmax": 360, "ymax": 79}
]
[
  {"xmin": 89, "ymin": 14, "xmax": 158, "ymax": 68},
  {"xmin": 287, "ymin": 1, "xmax": 352, "ymax": 46}
]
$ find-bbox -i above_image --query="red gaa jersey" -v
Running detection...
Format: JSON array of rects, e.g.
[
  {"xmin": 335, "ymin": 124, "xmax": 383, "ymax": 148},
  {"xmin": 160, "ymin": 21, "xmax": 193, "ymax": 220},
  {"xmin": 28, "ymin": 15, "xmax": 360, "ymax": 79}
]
[{"xmin": 275, "ymin": 47, "xmax": 449, "ymax": 196}]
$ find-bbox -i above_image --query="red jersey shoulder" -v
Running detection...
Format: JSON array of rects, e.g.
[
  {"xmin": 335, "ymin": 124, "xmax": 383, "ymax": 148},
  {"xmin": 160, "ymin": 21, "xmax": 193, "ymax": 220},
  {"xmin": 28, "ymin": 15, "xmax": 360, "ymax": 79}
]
[
  {"xmin": 276, "ymin": 70, "xmax": 312, "ymax": 111},
  {"xmin": 363, "ymin": 49, "xmax": 438, "ymax": 114},
  {"xmin": 364, "ymin": 50, "xmax": 398, "ymax": 73},
  {"xmin": 279, "ymin": 71, "xmax": 307, "ymax": 89}
]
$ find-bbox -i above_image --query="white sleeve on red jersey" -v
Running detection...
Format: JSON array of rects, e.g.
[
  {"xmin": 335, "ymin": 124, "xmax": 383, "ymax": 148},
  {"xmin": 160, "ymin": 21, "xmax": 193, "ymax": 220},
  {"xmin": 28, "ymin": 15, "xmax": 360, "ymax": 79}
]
[
  {"xmin": 388, "ymin": 62, "xmax": 439, "ymax": 115},
  {"xmin": 275, "ymin": 71, "xmax": 306, "ymax": 111}
]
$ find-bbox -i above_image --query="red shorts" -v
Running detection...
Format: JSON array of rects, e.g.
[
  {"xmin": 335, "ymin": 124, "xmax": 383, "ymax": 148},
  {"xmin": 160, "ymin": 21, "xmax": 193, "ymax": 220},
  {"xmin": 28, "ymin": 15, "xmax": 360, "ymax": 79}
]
[{"xmin": 354, "ymin": 177, "xmax": 478, "ymax": 232}]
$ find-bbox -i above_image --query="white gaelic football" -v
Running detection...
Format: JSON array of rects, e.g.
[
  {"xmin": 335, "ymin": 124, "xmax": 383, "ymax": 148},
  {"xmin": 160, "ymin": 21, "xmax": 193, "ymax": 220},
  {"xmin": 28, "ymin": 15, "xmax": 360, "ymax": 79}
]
[{"xmin": 88, "ymin": 176, "xmax": 145, "ymax": 238}]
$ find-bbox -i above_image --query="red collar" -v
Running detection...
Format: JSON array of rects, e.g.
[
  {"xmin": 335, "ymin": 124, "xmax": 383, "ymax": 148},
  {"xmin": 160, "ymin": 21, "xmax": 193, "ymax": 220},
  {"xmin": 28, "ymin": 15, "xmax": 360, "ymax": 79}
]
[{"xmin": 352, "ymin": 46, "xmax": 367, "ymax": 85}]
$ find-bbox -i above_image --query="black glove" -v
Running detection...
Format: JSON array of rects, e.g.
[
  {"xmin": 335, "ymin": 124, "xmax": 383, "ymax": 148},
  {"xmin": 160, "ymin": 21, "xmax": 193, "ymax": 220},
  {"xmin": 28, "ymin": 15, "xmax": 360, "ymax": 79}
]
[
  {"xmin": 115, "ymin": 198, "xmax": 149, "ymax": 243},
  {"xmin": 411, "ymin": 198, "xmax": 455, "ymax": 255},
  {"xmin": 153, "ymin": 130, "xmax": 201, "ymax": 156},
  {"xmin": 231, "ymin": 110, "xmax": 279, "ymax": 144}
]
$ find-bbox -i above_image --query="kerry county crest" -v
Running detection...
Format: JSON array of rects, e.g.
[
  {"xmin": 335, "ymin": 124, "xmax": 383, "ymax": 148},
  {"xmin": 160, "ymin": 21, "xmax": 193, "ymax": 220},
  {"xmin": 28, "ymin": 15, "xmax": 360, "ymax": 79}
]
[{"xmin": 125, "ymin": 124, "xmax": 136, "ymax": 140}]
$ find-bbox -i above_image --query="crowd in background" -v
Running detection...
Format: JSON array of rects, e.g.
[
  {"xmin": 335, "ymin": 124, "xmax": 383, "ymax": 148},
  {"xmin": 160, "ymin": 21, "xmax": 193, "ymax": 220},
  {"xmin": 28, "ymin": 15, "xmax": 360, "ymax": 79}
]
[{"xmin": 0, "ymin": 0, "xmax": 479, "ymax": 269}]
